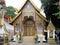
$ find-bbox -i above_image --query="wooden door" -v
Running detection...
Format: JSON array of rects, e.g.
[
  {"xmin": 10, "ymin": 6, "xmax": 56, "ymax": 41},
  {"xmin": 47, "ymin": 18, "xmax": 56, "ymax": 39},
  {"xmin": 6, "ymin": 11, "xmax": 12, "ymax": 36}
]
[{"xmin": 24, "ymin": 20, "xmax": 36, "ymax": 36}]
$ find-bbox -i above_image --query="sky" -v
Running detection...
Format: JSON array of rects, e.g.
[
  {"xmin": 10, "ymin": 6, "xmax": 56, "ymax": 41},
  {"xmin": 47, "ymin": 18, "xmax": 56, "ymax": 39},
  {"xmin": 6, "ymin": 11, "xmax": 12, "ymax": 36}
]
[{"xmin": 5, "ymin": 0, "xmax": 46, "ymax": 17}]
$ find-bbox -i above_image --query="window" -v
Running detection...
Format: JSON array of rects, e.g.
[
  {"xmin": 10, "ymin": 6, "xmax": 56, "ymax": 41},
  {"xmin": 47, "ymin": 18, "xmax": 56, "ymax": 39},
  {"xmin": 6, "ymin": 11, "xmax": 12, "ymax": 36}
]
[{"xmin": 16, "ymin": 24, "xmax": 20, "ymax": 32}]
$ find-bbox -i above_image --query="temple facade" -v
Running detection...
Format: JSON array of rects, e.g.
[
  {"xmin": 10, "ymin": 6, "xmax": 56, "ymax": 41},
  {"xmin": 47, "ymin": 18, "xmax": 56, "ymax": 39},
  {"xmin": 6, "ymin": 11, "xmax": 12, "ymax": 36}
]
[{"xmin": 10, "ymin": 0, "xmax": 49, "ymax": 36}]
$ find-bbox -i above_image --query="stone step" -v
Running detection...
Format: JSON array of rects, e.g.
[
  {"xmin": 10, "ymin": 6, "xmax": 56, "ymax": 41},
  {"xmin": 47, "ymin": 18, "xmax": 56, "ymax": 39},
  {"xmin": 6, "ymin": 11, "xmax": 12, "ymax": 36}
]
[{"xmin": 23, "ymin": 36, "xmax": 35, "ymax": 43}]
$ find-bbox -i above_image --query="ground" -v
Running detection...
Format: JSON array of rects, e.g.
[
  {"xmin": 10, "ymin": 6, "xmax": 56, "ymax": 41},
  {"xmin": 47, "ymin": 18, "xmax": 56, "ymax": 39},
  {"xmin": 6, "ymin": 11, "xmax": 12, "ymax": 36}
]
[
  {"xmin": 9, "ymin": 36, "xmax": 60, "ymax": 45},
  {"xmin": 10, "ymin": 42, "xmax": 60, "ymax": 45}
]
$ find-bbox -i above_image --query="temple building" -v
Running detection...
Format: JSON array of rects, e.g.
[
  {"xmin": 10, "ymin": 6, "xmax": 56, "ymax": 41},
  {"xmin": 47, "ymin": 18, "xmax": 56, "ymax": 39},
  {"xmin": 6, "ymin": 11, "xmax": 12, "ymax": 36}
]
[{"xmin": 10, "ymin": 0, "xmax": 49, "ymax": 36}]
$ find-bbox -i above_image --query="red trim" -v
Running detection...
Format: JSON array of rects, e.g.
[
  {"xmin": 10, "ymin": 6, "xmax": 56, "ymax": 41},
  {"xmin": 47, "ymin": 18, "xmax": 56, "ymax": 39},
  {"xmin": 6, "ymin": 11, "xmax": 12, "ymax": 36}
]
[
  {"xmin": 4, "ymin": 15, "xmax": 9, "ymax": 19},
  {"xmin": 34, "ymin": 11, "xmax": 37, "ymax": 34}
]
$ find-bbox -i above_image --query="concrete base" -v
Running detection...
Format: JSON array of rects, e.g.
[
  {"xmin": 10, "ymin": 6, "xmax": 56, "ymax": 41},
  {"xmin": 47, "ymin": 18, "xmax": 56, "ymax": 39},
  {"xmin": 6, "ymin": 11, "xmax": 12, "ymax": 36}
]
[{"xmin": 47, "ymin": 38, "xmax": 56, "ymax": 44}]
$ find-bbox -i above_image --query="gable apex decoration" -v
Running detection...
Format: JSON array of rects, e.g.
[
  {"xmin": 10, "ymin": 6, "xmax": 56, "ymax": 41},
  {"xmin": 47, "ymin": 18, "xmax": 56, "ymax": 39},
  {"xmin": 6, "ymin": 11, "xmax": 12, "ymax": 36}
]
[{"xmin": 18, "ymin": 0, "xmax": 40, "ymax": 13}]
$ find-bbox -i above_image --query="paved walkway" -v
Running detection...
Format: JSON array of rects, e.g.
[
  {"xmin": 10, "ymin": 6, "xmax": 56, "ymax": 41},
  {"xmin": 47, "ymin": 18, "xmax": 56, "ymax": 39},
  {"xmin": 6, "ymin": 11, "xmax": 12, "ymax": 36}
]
[
  {"xmin": 10, "ymin": 42, "xmax": 60, "ymax": 45},
  {"xmin": 9, "ymin": 36, "xmax": 60, "ymax": 45}
]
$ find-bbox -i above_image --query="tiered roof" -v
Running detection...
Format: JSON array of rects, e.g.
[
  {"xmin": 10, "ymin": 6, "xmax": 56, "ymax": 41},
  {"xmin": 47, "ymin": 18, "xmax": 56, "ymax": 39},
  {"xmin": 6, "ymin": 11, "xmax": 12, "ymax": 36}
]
[{"xmin": 10, "ymin": 0, "xmax": 49, "ymax": 23}]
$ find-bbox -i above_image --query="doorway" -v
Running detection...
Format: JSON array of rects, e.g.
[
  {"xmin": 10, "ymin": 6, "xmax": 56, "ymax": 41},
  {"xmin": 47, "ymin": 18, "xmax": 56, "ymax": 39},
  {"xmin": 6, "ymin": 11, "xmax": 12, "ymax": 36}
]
[{"xmin": 23, "ymin": 18, "xmax": 36, "ymax": 36}]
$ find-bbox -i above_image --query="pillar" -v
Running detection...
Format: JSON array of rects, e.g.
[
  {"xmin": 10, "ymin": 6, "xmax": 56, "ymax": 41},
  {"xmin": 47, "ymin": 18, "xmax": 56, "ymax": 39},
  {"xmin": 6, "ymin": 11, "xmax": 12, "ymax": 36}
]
[
  {"xmin": 34, "ymin": 11, "xmax": 37, "ymax": 34},
  {"xmin": 14, "ymin": 23, "xmax": 16, "ymax": 35},
  {"xmin": 42, "ymin": 20, "xmax": 44, "ymax": 35},
  {"xmin": 53, "ymin": 29, "xmax": 55, "ymax": 39},
  {"xmin": 47, "ymin": 30, "xmax": 50, "ymax": 38}
]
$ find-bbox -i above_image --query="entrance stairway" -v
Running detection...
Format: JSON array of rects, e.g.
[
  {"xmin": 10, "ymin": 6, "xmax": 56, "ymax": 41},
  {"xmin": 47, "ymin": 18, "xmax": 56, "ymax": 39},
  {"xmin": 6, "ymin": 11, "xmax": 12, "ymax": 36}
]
[{"xmin": 23, "ymin": 36, "xmax": 35, "ymax": 43}]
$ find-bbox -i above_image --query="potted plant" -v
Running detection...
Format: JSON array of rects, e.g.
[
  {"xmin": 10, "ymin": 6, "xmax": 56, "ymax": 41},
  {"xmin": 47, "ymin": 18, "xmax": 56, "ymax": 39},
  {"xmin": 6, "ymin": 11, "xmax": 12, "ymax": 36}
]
[
  {"xmin": 16, "ymin": 33, "xmax": 22, "ymax": 43},
  {"xmin": 34, "ymin": 35, "xmax": 38, "ymax": 43}
]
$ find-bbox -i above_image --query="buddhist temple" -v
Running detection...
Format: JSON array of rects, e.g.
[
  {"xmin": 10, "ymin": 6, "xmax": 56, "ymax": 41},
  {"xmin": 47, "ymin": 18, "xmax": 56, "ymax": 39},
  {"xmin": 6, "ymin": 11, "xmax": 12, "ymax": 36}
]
[{"xmin": 10, "ymin": 0, "xmax": 49, "ymax": 36}]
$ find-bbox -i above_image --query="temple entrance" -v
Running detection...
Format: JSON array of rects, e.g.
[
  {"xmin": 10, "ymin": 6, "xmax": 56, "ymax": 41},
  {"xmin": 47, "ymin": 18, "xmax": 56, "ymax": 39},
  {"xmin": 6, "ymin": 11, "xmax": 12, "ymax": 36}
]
[{"xmin": 23, "ymin": 17, "xmax": 36, "ymax": 36}]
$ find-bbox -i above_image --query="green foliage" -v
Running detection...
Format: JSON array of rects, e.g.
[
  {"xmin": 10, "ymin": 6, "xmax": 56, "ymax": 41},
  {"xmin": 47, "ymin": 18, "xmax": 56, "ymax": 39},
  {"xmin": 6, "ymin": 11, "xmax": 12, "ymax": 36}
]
[
  {"xmin": 40, "ymin": 0, "xmax": 51, "ymax": 20},
  {"xmin": 41, "ymin": 0, "xmax": 50, "ymax": 8},
  {"xmin": 16, "ymin": 33, "xmax": 23, "ymax": 41},
  {"xmin": 34, "ymin": 35, "xmax": 38, "ymax": 43},
  {"xmin": 40, "ymin": 0, "xmax": 60, "ymax": 28},
  {"xmin": 35, "ymin": 35, "xmax": 38, "ymax": 41},
  {"xmin": 40, "ymin": 0, "xmax": 59, "ymax": 18},
  {"xmin": 6, "ymin": 6, "xmax": 17, "ymax": 18},
  {"xmin": 53, "ymin": 2, "xmax": 60, "ymax": 18}
]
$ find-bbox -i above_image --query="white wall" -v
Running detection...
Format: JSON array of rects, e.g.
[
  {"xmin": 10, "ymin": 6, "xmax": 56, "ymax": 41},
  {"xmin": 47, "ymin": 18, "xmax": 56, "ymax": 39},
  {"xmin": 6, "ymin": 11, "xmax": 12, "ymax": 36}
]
[{"xmin": 36, "ymin": 24, "xmax": 43, "ymax": 34}]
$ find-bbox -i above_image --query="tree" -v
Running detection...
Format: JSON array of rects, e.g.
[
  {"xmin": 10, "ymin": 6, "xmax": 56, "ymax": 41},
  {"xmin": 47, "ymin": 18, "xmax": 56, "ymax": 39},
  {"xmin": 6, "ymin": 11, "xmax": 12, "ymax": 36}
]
[
  {"xmin": 53, "ymin": 2, "xmax": 60, "ymax": 18},
  {"xmin": 40, "ymin": 0, "xmax": 60, "ymax": 28},
  {"xmin": 6, "ymin": 6, "xmax": 17, "ymax": 18},
  {"xmin": 40, "ymin": 0, "xmax": 51, "ymax": 20}
]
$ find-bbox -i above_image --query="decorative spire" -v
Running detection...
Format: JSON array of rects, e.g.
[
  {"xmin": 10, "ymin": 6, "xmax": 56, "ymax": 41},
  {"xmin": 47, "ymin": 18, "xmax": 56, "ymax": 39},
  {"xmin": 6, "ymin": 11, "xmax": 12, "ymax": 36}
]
[{"xmin": 47, "ymin": 19, "xmax": 55, "ymax": 30}]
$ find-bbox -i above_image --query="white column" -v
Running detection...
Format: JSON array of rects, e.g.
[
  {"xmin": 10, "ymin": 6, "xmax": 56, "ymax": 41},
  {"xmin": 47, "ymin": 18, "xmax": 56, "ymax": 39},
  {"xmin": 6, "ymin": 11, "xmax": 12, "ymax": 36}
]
[
  {"xmin": 53, "ymin": 29, "xmax": 55, "ymax": 39},
  {"xmin": 47, "ymin": 30, "xmax": 50, "ymax": 38}
]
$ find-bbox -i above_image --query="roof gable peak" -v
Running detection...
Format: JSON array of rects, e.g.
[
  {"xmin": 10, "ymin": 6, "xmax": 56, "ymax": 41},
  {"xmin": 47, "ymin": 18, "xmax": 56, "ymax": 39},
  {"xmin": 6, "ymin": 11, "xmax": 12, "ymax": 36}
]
[{"xmin": 18, "ymin": 0, "xmax": 40, "ymax": 13}]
